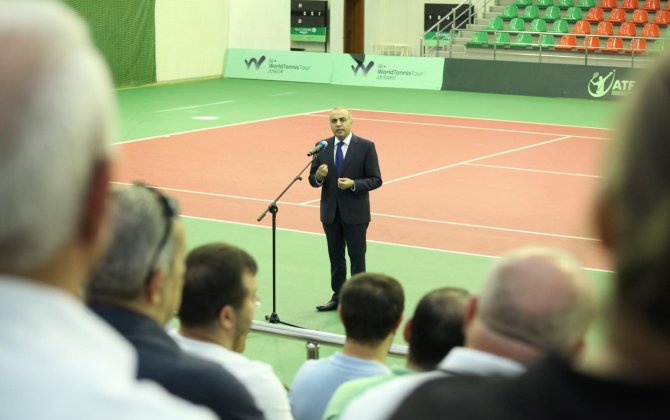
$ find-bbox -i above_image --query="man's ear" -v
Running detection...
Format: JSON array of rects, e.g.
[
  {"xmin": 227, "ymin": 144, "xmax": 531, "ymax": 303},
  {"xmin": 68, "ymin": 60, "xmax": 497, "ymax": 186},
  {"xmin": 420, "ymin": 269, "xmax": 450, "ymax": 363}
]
[
  {"xmin": 403, "ymin": 318, "xmax": 413, "ymax": 343},
  {"xmin": 80, "ymin": 159, "xmax": 112, "ymax": 244},
  {"xmin": 144, "ymin": 269, "xmax": 163, "ymax": 305},
  {"xmin": 217, "ymin": 305, "xmax": 236, "ymax": 331},
  {"xmin": 463, "ymin": 296, "xmax": 478, "ymax": 335}
]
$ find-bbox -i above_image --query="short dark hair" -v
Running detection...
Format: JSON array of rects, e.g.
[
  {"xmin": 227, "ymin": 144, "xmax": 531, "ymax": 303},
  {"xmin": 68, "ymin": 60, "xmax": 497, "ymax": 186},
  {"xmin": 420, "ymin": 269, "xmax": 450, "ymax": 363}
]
[
  {"xmin": 178, "ymin": 242, "xmax": 257, "ymax": 328},
  {"xmin": 408, "ymin": 287, "xmax": 469, "ymax": 370},
  {"xmin": 340, "ymin": 273, "xmax": 404, "ymax": 345}
]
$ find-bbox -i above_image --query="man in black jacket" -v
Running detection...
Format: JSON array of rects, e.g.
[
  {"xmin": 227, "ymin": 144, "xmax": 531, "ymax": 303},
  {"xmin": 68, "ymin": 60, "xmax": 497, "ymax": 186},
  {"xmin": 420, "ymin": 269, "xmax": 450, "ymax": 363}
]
[{"xmin": 309, "ymin": 107, "xmax": 383, "ymax": 311}]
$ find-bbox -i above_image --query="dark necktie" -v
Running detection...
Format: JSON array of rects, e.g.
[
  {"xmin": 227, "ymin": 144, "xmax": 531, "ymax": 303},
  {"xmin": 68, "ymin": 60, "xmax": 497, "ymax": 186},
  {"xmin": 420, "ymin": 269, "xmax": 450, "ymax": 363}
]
[{"xmin": 336, "ymin": 141, "xmax": 345, "ymax": 177}]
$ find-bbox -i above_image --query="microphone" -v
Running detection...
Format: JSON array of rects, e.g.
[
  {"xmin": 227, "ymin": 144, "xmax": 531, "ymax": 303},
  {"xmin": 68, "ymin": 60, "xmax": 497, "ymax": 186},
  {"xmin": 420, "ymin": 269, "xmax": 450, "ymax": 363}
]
[{"xmin": 307, "ymin": 140, "xmax": 328, "ymax": 156}]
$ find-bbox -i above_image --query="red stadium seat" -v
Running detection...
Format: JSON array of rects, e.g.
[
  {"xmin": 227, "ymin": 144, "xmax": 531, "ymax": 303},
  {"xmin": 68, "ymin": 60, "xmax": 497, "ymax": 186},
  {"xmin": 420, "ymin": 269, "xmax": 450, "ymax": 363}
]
[
  {"xmin": 621, "ymin": 0, "xmax": 639, "ymax": 10},
  {"xmin": 602, "ymin": 36, "xmax": 624, "ymax": 51},
  {"xmin": 652, "ymin": 9, "xmax": 670, "ymax": 26},
  {"xmin": 555, "ymin": 34, "xmax": 578, "ymax": 49},
  {"xmin": 573, "ymin": 19, "xmax": 593, "ymax": 33},
  {"xmin": 641, "ymin": 22, "xmax": 660, "ymax": 36},
  {"xmin": 625, "ymin": 37, "xmax": 647, "ymax": 52},
  {"xmin": 619, "ymin": 21, "xmax": 638, "ymax": 35},
  {"xmin": 642, "ymin": 0, "xmax": 660, "ymax": 10},
  {"xmin": 599, "ymin": 0, "xmax": 618, "ymax": 8},
  {"xmin": 585, "ymin": 7, "xmax": 606, "ymax": 21},
  {"xmin": 607, "ymin": 8, "xmax": 627, "ymax": 22},
  {"xmin": 631, "ymin": 9, "xmax": 649, "ymax": 25},
  {"xmin": 596, "ymin": 20, "xmax": 615, "ymax": 34}
]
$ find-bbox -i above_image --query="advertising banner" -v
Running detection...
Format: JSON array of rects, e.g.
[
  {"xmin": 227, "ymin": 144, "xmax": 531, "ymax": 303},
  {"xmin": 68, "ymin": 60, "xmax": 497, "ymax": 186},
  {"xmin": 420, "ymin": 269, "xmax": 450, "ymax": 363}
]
[
  {"xmin": 332, "ymin": 54, "xmax": 445, "ymax": 90},
  {"xmin": 290, "ymin": 27, "xmax": 327, "ymax": 42},
  {"xmin": 224, "ymin": 48, "xmax": 333, "ymax": 83}
]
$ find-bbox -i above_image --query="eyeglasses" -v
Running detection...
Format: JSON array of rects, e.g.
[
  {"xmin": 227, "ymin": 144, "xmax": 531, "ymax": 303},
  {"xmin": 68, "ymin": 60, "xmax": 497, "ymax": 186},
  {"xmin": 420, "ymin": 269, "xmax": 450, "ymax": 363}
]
[{"xmin": 132, "ymin": 183, "xmax": 180, "ymax": 285}]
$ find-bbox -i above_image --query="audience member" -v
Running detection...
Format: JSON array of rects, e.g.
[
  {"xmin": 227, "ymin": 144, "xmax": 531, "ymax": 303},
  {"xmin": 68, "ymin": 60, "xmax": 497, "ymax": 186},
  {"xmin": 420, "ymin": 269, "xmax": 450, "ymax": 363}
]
[
  {"xmin": 343, "ymin": 246, "xmax": 595, "ymax": 420},
  {"xmin": 289, "ymin": 273, "xmax": 404, "ymax": 420},
  {"xmin": 86, "ymin": 185, "xmax": 263, "ymax": 420},
  {"xmin": 173, "ymin": 242, "xmax": 293, "ymax": 420},
  {"xmin": 323, "ymin": 287, "xmax": 469, "ymax": 420},
  {"xmin": 0, "ymin": 1, "xmax": 216, "ymax": 418},
  {"xmin": 389, "ymin": 53, "xmax": 670, "ymax": 420}
]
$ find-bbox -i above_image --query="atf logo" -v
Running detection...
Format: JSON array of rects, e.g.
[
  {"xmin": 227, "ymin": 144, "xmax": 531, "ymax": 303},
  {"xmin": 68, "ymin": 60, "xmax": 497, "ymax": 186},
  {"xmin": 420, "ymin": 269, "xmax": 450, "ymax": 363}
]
[
  {"xmin": 351, "ymin": 59, "xmax": 375, "ymax": 76},
  {"xmin": 244, "ymin": 56, "xmax": 266, "ymax": 70},
  {"xmin": 588, "ymin": 70, "xmax": 636, "ymax": 98}
]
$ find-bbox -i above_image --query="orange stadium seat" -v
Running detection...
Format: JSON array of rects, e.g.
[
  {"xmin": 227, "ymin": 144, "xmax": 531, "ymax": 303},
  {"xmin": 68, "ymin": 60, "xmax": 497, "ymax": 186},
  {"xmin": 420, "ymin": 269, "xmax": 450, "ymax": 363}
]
[
  {"xmin": 652, "ymin": 9, "xmax": 670, "ymax": 25},
  {"xmin": 607, "ymin": 8, "xmax": 627, "ymax": 22},
  {"xmin": 602, "ymin": 36, "xmax": 624, "ymax": 51},
  {"xmin": 599, "ymin": 0, "xmax": 618, "ymax": 8},
  {"xmin": 556, "ymin": 34, "xmax": 578, "ymax": 49},
  {"xmin": 596, "ymin": 20, "xmax": 615, "ymax": 34},
  {"xmin": 585, "ymin": 7, "xmax": 606, "ymax": 21},
  {"xmin": 641, "ymin": 22, "xmax": 660, "ymax": 36},
  {"xmin": 631, "ymin": 9, "xmax": 649, "ymax": 24},
  {"xmin": 642, "ymin": 0, "xmax": 661, "ymax": 10},
  {"xmin": 621, "ymin": 0, "xmax": 639, "ymax": 9}
]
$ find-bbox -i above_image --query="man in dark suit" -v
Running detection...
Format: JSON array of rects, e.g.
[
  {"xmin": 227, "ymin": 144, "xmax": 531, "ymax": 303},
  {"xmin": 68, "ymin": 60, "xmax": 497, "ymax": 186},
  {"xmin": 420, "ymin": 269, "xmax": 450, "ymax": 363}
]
[
  {"xmin": 86, "ymin": 184, "xmax": 263, "ymax": 420},
  {"xmin": 309, "ymin": 107, "xmax": 383, "ymax": 311}
]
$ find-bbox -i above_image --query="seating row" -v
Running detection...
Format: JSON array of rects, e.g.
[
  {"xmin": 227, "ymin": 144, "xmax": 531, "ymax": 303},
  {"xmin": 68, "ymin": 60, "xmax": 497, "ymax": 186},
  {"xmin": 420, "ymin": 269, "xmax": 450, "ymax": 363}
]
[
  {"xmin": 500, "ymin": 4, "xmax": 670, "ymax": 25},
  {"xmin": 485, "ymin": 15, "xmax": 668, "ymax": 36},
  {"xmin": 510, "ymin": 0, "xmax": 668, "ymax": 10}
]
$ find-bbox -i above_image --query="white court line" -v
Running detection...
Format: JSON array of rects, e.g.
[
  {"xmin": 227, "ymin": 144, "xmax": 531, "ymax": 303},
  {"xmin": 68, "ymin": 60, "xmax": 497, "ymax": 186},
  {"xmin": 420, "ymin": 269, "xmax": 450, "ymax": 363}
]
[
  {"xmin": 181, "ymin": 215, "xmax": 611, "ymax": 273},
  {"xmin": 347, "ymin": 108, "xmax": 613, "ymax": 132},
  {"xmin": 155, "ymin": 100, "xmax": 234, "ymax": 113},
  {"xmin": 270, "ymin": 92, "xmax": 297, "ymax": 96},
  {"xmin": 305, "ymin": 113, "xmax": 608, "ymax": 139},
  {"xmin": 465, "ymin": 163, "xmax": 602, "ymax": 178},
  {"xmin": 118, "ymin": 109, "xmax": 331, "ymax": 145}
]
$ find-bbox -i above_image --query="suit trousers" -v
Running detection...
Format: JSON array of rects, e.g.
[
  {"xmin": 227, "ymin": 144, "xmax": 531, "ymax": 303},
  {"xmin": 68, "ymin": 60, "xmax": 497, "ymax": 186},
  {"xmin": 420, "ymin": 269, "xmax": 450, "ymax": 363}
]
[{"xmin": 322, "ymin": 206, "xmax": 369, "ymax": 298}]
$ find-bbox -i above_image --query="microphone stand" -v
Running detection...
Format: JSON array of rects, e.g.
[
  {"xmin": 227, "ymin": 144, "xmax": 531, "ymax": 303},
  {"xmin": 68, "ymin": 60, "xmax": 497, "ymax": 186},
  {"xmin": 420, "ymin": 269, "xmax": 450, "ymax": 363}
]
[{"xmin": 257, "ymin": 152, "xmax": 320, "ymax": 328}]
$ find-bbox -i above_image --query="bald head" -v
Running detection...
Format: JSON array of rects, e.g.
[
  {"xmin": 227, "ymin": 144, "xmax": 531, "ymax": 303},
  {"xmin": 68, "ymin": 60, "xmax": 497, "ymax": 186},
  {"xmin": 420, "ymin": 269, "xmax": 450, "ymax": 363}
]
[{"xmin": 476, "ymin": 247, "xmax": 595, "ymax": 357}]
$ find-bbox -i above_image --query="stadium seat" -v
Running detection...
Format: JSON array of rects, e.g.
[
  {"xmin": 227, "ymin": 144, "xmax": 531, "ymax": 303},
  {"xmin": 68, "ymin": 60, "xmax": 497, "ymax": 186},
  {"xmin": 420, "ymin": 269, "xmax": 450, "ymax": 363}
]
[
  {"xmin": 555, "ymin": 34, "xmax": 578, "ymax": 49},
  {"xmin": 552, "ymin": 18, "xmax": 570, "ymax": 32},
  {"xmin": 577, "ymin": 0, "xmax": 597, "ymax": 8},
  {"xmin": 495, "ymin": 31, "xmax": 511, "ymax": 47},
  {"xmin": 565, "ymin": 6, "xmax": 584, "ymax": 21},
  {"xmin": 585, "ymin": 7, "xmax": 606, "ymax": 21},
  {"xmin": 515, "ymin": 0, "xmax": 534, "ymax": 6},
  {"xmin": 642, "ymin": 0, "xmax": 660, "ymax": 10},
  {"xmin": 530, "ymin": 18, "xmax": 548, "ymax": 31},
  {"xmin": 602, "ymin": 36, "xmax": 624, "ymax": 51},
  {"xmin": 619, "ymin": 21, "xmax": 638, "ymax": 35},
  {"xmin": 557, "ymin": 0, "xmax": 575, "ymax": 8},
  {"xmin": 537, "ymin": 0, "xmax": 555, "ymax": 7},
  {"xmin": 641, "ymin": 22, "xmax": 660, "ymax": 36},
  {"xmin": 508, "ymin": 17, "xmax": 527, "ymax": 31},
  {"xmin": 607, "ymin": 8, "xmax": 627, "ymax": 22},
  {"xmin": 522, "ymin": 5, "xmax": 540, "ymax": 20},
  {"xmin": 535, "ymin": 33, "xmax": 556, "ymax": 48},
  {"xmin": 596, "ymin": 20, "xmax": 615, "ymax": 34},
  {"xmin": 631, "ymin": 9, "xmax": 649, "ymax": 25},
  {"xmin": 487, "ymin": 17, "xmax": 504, "ymax": 31},
  {"xmin": 652, "ymin": 9, "xmax": 670, "ymax": 25},
  {"xmin": 501, "ymin": 4, "xmax": 519, "ymax": 19},
  {"xmin": 511, "ymin": 32, "xmax": 534, "ymax": 47},
  {"xmin": 580, "ymin": 35, "xmax": 602, "ymax": 50},
  {"xmin": 625, "ymin": 37, "xmax": 647, "ymax": 52},
  {"xmin": 621, "ymin": 0, "xmax": 639, "ymax": 10},
  {"xmin": 542, "ymin": 5, "xmax": 562, "ymax": 20},
  {"xmin": 467, "ymin": 31, "xmax": 489, "ymax": 46},
  {"xmin": 573, "ymin": 19, "xmax": 593, "ymax": 32},
  {"xmin": 599, "ymin": 0, "xmax": 618, "ymax": 9}
]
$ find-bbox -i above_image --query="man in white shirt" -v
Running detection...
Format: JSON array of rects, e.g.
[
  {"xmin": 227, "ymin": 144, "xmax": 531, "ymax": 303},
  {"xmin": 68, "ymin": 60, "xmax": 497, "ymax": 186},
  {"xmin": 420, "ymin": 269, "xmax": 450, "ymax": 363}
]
[
  {"xmin": 341, "ymin": 247, "xmax": 595, "ymax": 420},
  {"xmin": 174, "ymin": 242, "xmax": 294, "ymax": 420},
  {"xmin": 0, "ymin": 1, "xmax": 214, "ymax": 419}
]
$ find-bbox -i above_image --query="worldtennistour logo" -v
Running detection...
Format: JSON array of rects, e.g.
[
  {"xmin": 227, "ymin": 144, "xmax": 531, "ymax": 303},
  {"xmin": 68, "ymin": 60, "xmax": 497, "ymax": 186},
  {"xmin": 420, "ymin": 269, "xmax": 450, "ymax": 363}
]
[
  {"xmin": 351, "ymin": 59, "xmax": 375, "ymax": 76},
  {"xmin": 244, "ymin": 56, "xmax": 266, "ymax": 70}
]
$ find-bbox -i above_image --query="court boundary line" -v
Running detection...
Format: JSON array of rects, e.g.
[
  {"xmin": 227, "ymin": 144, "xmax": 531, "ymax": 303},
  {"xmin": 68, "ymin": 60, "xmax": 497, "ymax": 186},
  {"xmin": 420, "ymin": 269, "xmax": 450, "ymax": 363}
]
[
  {"xmin": 118, "ymin": 108, "xmax": 331, "ymax": 145},
  {"xmin": 111, "ymin": 180, "xmax": 598, "ymax": 242},
  {"xmin": 182, "ymin": 215, "xmax": 612, "ymax": 274},
  {"xmin": 465, "ymin": 163, "xmax": 602, "ymax": 179},
  {"xmin": 304, "ymin": 114, "xmax": 608, "ymax": 139}
]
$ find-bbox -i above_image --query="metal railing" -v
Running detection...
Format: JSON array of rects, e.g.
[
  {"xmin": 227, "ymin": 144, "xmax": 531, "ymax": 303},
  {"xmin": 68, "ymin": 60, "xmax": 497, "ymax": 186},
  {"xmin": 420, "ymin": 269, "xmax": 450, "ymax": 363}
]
[
  {"xmin": 420, "ymin": 0, "xmax": 489, "ymax": 56},
  {"xmin": 251, "ymin": 320, "xmax": 408, "ymax": 360}
]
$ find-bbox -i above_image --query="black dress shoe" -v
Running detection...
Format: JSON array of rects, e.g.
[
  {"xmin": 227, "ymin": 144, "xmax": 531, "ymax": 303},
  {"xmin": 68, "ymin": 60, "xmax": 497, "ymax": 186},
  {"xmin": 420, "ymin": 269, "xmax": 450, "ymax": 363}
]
[{"xmin": 316, "ymin": 299, "xmax": 338, "ymax": 312}]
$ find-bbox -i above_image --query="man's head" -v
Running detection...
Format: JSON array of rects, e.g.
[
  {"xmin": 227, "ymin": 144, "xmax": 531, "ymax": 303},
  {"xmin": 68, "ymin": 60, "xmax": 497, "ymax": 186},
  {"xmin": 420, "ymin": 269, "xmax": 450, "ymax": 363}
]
[
  {"xmin": 466, "ymin": 247, "xmax": 595, "ymax": 363},
  {"xmin": 405, "ymin": 287, "xmax": 470, "ymax": 371},
  {"xmin": 329, "ymin": 107, "xmax": 353, "ymax": 140},
  {"xmin": 178, "ymin": 243, "xmax": 259, "ymax": 352},
  {"xmin": 0, "ymin": 0, "xmax": 114, "ymax": 290},
  {"xmin": 86, "ymin": 184, "xmax": 185, "ymax": 325},
  {"xmin": 596, "ymin": 53, "xmax": 670, "ymax": 337},
  {"xmin": 339, "ymin": 273, "xmax": 405, "ymax": 347}
]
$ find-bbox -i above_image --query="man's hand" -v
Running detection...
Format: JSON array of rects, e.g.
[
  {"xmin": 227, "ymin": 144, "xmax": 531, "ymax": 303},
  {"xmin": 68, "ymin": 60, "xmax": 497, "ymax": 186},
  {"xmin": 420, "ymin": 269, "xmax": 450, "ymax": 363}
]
[
  {"xmin": 338, "ymin": 178, "xmax": 354, "ymax": 190},
  {"xmin": 316, "ymin": 164, "xmax": 328, "ymax": 182}
]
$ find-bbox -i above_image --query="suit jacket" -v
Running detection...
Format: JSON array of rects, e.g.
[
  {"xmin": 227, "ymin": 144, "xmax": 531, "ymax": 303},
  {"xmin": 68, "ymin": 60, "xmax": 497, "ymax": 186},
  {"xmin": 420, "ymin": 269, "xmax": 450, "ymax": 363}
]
[
  {"xmin": 309, "ymin": 134, "xmax": 382, "ymax": 224},
  {"xmin": 90, "ymin": 304, "xmax": 263, "ymax": 420}
]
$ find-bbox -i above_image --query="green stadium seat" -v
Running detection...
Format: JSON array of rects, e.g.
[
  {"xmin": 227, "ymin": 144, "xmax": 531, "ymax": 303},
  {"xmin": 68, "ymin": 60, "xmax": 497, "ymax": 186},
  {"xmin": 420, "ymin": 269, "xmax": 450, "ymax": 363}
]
[
  {"xmin": 537, "ymin": 0, "xmax": 555, "ymax": 6},
  {"xmin": 535, "ymin": 33, "xmax": 556, "ymax": 48},
  {"xmin": 501, "ymin": 4, "xmax": 519, "ymax": 19},
  {"xmin": 487, "ymin": 17, "xmax": 504, "ymax": 31},
  {"xmin": 495, "ymin": 31, "xmax": 511, "ymax": 47},
  {"xmin": 511, "ymin": 32, "xmax": 534, "ymax": 47},
  {"xmin": 514, "ymin": 0, "xmax": 534, "ymax": 6},
  {"xmin": 542, "ymin": 6, "xmax": 562, "ymax": 20},
  {"xmin": 508, "ymin": 17, "xmax": 527, "ymax": 31},
  {"xmin": 530, "ymin": 18, "xmax": 548, "ymax": 31},
  {"xmin": 522, "ymin": 5, "xmax": 541, "ymax": 19},
  {"xmin": 557, "ymin": 0, "xmax": 575, "ymax": 8},
  {"xmin": 466, "ymin": 31, "xmax": 490, "ymax": 46},
  {"xmin": 576, "ymin": 0, "xmax": 596, "ymax": 8},
  {"xmin": 565, "ymin": 6, "xmax": 583, "ymax": 21},
  {"xmin": 551, "ymin": 19, "xmax": 570, "ymax": 32}
]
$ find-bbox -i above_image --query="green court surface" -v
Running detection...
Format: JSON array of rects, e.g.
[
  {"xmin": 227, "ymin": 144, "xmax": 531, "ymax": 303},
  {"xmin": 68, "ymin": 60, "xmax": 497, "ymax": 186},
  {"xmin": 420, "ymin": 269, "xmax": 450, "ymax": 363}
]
[{"xmin": 117, "ymin": 78, "xmax": 616, "ymax": 385}]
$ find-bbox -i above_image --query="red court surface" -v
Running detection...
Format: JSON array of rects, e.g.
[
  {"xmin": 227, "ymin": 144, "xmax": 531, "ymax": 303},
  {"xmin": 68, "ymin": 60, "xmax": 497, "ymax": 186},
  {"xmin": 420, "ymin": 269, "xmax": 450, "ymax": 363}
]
[{"xmin": 115, "ymin": 110, "xmax": 612, "ymax": 271}]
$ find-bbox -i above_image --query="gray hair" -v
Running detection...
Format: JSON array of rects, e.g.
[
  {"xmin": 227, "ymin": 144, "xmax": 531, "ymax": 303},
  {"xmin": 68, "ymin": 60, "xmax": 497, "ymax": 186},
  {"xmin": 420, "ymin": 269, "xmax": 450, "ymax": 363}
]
[
  {"xmin": 86, "ymin": 185, "xmax": 181, "ymax": 301},
  {"xmin": 0, "ymin": 0, "xmax": 114, "ymax": 272},
  {"xmin": 479, "ymin": 247, "xmax": 595, "ymax": 354}
]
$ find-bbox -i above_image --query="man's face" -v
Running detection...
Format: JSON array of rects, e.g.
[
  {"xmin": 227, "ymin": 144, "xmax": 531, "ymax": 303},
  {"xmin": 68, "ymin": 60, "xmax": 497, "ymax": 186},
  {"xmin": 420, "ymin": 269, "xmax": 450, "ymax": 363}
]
[
  {"xmin": 233, "ymin": 269, "xmax": 258, "ymax": 353},
  {"xmin": 330, "ymin": 109, "xmax": 352, "ymax": 140}
]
